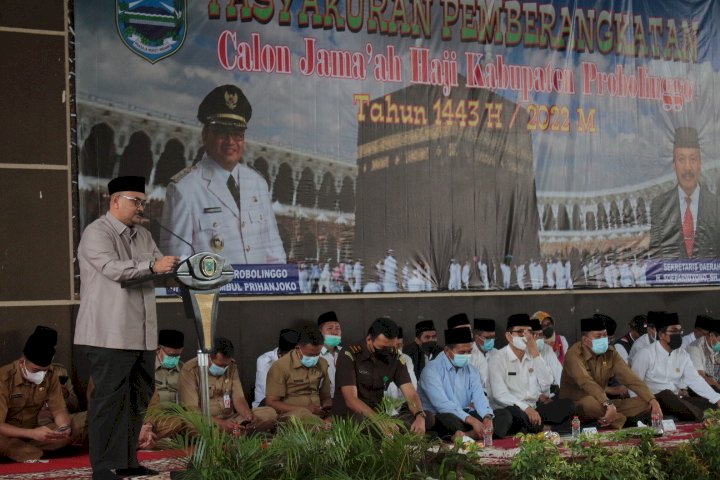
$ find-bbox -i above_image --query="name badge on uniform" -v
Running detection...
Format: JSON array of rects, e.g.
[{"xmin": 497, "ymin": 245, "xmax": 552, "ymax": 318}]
[
  {"xmin": 528, "ymin": 368, "xmax": 534, "ymax": 373},
  {"xmin": 223, "ymin": 392, "xmax": 231, "ymax": 410},
  {"xmin": 9, "ymin": 393, "xmax": 22, "ymax": 399},
  {"xmin": 676, "ymin": 368, "xmax": 680, "ymax": 373},
  {"xmin": 204, "ymin": 207, "xmax": 222, "ymax": 213},
  {"xmin": 508, "ymin": 372, "xmax": 517, "ymax": 376}
]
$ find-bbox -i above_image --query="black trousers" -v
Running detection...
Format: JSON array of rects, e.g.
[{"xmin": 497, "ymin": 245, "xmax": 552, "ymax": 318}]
[
  {"xmin": 433, "ymin": 408, "xmax": 514, "ymax": 439},
  {"xmin": 503, "ymin": 398, "xmax": 576, "ymax": 436},
  {"xmin": 86, "ymin": 347, "xmax": 154, "ymax": 472},
  {"xmin": 655, "ymin": 389, "xmax": 716, "ymax": 422}
]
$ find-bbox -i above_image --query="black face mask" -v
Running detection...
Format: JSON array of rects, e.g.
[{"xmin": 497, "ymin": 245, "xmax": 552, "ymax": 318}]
[
  {"xmin": 420, "ymin": 341, "xmax": 437, "ymax": 355},
  {"xmin": 374, "ymin": 346, "xmax": 395, "ymax": 363},
  {"xmin": 542, "ymin": 327, "xmax": 554, "ymax": 339},
  {"xmin": 668, "ymin": 333, "xmax": 683, "ymax": 351}
]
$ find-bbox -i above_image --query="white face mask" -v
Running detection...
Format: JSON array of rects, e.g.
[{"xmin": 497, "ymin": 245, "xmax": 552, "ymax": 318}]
[
  {"xmin": 22, "ymin": 362, "xmax": 47, "ymax": 385},
  {"xmin": 512, "ymin": 337, "xmax": 527, "ymax": 351}
]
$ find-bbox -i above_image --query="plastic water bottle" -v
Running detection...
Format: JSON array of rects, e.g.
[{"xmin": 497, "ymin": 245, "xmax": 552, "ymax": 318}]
[
  {"xmin": 651, "ymin": 412, "xmax": 664, "ymax": 435},
  {"xmin": 483, "ymin": 424, "xmax": 493, "ymax": 447},
  {"xmin": 571, "ymin": 416, "xmax": 581, "ymax": 438}
]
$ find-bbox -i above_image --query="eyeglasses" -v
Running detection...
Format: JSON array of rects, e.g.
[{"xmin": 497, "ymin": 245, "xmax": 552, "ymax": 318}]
[
  {"xmin": 510, "ymin": 329, "xmax": 528, "ymax": 336},
  {"xmin": 118, "ymin": 194, "xmax": 147, "ymax": 208},
  {"xmin": 209, "ymin": 124, "xmax": 246, "ymax": 140}
]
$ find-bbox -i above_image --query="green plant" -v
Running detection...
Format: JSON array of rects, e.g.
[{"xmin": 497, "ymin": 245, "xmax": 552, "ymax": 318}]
[{"xmin": 692, "ymin": 409, "xmax": 720, "ymax": 476}]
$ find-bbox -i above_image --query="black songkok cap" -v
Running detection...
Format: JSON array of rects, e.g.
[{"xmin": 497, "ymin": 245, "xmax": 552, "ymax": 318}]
[
  {"xmin": 447, "ymin": 313, "xmax": 470, "ymax": 329},
  {"xmin": 158, "ymin": 329, "xmax": 184, "ymax": 349},
  {"xmin": 415, "ymin": 320, "xmax": 436, "ymax": 337},
  {"xmin": 278, "ymin": 329, "xmax": 300, "ymax": 353},
  {"xmin": 506, "ymin": 313, "xmax": 531, "ymax": 331},
  {"xmin": 580, "ymin": 316, "xmax": 606, "ymax": 332},
  {"xmin": 595, "ymin": 314, "xmax": 616, "ymax": 336},
  {"xmin": 530, "ymin": 319, "xmax": 542, "ymax": 332},
  {"xmin": 695, "ymin": 314, "xmax": 716, "ymax": 332},
  {"xmin": 32, "ymin": 325, "xmax": 58, "ymax": 347},
  {"xmin": 473, "ymin": 318, "xmax": 495, "ymax": 332},
  {"xmin": 108, "ymin": 176, "xmax": 145, "ymax": 195},
  {"xmin": 654, "ymin": 312, "xmax": 680, "ymax": 331},
  {"xmin": 646, "ymin": 311, "xmax": 666, "ymax": 327},
  {"xmin": 674, "ymin": 127, "xmax": 699, "ymax": 149},
  {"xmin": 444, "ymin": 328, "xmax": 473, "ymax": 345},
  {"xmin": 23, "ymin": 332, "xmax": 55, "ymax": 367},
  {"xmin": 318, "ymin": 311, "xmax": 339, "ymax": 326},
  {"xmin": 197, "ymin": 85, "xmax": 252, "ymax": 129}
]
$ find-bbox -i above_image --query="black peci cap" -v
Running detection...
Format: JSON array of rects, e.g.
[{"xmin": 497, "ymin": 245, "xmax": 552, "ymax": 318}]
[{"xmin": 108, "ymin": 176, "xmax": 145, "ymax": 195}]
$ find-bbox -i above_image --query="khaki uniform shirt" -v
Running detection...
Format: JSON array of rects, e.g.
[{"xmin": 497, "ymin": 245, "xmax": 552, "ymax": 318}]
[
  {"xmin": 155, "ymin": 358, "xmax": 183, "ymax": 403},
  {"xmin": 331, "ymin": 344, "xmax": 412, "ymax": 416},
  {"xmin": 560, "ymin": 342, "xmax": 655, "ymax": 404},
  {"xmin": 0, "ymin": 361, "xmax": 66, "ymax": 429},
  {"xmin": 178, "ymin": 357, "xmax": 245, "ymax": 418},
  {"xmin": 265, "ymin": 351, "xmax": 330, "ymax": 407},
  {"xmin": 74, "ymin": 213, "xmax": 161, "ymax": 350}
]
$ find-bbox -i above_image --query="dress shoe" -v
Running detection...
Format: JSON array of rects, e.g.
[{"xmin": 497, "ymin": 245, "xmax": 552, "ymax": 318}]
[
  {"xmin": 92, "ymin": 470, "xmax": 122, "ymax": 480},
  {"xmin": 115, "ymin": 466, "xmax": 159, "ymax": 477}
]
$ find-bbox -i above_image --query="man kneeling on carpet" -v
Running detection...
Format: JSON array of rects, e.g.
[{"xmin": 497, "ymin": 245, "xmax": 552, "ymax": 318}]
[
  {"xmin": 0, "ymin": 327, "xmax": 85, "ymax": 462},
  {"xmin": 178, "ymin": 337, "xmax": 277, "ymax": 434}
]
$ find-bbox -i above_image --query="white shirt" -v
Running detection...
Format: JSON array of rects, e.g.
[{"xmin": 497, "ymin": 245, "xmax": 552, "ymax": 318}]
[
  {"xmin": 628, "ymin": 333, "xmax": 653, "ymax": 365},
  {"xmin": 320, "ymin": 345, "xmax": 341, "ymax": 398},
  {"xmin": 385, "ymin": 353, "xmax": 417, "ymax": 402},
  {"xmin": 678, "ymin": 185, "xmax": 700, "ymax": 233},
  {"xmin": 253, "ymin": 348, "xmax": 279, "ymax": 407},
  {"xmin": 631, "ymin": 341, "xmax": 720, "ymax": 404},
  {"xmin": 682, "ymin": 332, "xmax": 698, "ymax": 349},
  {"xmin": 470, "ymin": 342, "xmax": 491, "ymax": 387},
  {"xmin": 488, "ymin": 346, "xmax": 554, "ymax": 411},
  {"xmin": 688, "ymin": 336, "xmax": 720, "ymax": 381},
  {"xmin": 538, "ymin": 342, "xmax": 563, "ymax": 388}
]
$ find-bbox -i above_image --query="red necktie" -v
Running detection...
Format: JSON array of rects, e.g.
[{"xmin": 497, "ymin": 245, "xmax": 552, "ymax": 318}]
[{"xmin": 682, "ymin": 196, "xmax": 694, "ymax": 257}]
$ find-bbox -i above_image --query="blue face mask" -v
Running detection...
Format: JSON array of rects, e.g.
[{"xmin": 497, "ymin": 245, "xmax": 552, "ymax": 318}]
[
  {"xmin": 300, "ymin": 354, "xmax": 320, "ymax": 368},
  {"xmin": 209, "ymin": 363, "xmax": 228, "ymax": 377},
  {"xmin": 162, "ymin": 355, "xmax": 180, "ymax": 369},
  {"xmin": 481, "ymin": 338, "xmax": 495, "ymax": 352},
  {"xmin": 591, "ymin": 337, "xmax": 609, "ymax": 355},
  {"xmin": 324, "ymin": 335, "xmax": 342, "ymax": 348},
  {"xmin": 451, "ymin": 353, "xmax": 471, "ymax": 368}
]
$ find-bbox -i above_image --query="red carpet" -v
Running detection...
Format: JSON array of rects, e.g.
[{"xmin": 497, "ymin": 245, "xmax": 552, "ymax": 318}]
[{"xmin": 0, "ymin": 450, "xmax": 188, "ymax": 479}]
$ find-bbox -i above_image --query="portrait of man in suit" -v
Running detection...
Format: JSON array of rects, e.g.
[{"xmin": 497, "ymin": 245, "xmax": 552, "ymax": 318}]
[{"xmin": 649, "ymin": 127, "xmax": 720, "ymax": 259}]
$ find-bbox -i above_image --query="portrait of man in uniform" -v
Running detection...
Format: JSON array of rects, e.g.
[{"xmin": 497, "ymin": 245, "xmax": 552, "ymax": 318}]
[
  {"xmin": 649, "ymin": 127, "xmax": 720, "ymax": 259},
  {"xmin": 160, "ymin": 85, "xmax": 287, "ymax": 265}
]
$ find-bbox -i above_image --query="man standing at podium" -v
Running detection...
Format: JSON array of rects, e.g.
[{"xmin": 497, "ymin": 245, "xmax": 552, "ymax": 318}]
[{"xmin": 75, "ymin": 176, "xmax": 179, "ymax": 480}]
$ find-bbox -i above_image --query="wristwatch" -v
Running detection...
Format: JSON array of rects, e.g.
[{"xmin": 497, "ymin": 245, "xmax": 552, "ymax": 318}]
[
  {"xmin": 149, "ymin": 260, "xmax": 155, "ymax": 273},
  {"xmin": 602, "ymin": 399, "xmax": 614, "ymax": 409},
  {"xmin": 414, "ymin": 410, "xmax": 427, "ymax": 419}
]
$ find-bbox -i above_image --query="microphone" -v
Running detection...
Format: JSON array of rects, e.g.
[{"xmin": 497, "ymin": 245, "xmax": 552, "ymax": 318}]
[{"xmin": 144, "ymin": 214, "xmax": 197, "ymax": 256}]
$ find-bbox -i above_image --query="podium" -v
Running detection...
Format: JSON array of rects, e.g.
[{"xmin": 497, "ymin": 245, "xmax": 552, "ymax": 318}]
[{"xmin": 123, "ymin": 252, "xmax": 234, "ymax": 417}]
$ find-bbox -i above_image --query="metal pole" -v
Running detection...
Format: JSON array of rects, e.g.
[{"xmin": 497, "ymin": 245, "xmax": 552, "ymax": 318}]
[{"xmin": 197, "ymin": 351, "xmax": 212, "ymax": 418}]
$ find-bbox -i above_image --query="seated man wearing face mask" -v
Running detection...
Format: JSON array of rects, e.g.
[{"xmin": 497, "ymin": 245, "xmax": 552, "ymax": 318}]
[
  {"xmin": 0, "ymin": 327, "xmax": 84, "ymax": 462},
  {"xmin": 154, "ymin": 330, "xmax": 185, "ymax": 403},
  {"xmin": 403, "ymin": 320, "xmax": 442, "ymax": 378},
  {"xmin": 489, "ymin": 315, "xmax": 574, "ymax": 435},
  {"xmin": 253, "ymin": 329, "xmax": 299, "ymax": 408},
  {"xmin": 687, "ymin": 315, "xmax": 720, "ymax": 392},
  {"xmin": 561, "ymin": 316, "xmax": 661, "ymax": 429},
  {"xmin": 317, "ymin": 311, "xmax": 343, "ymax": 398},
  {"xmin": 628, "ymin": 312, "xmax": 660, "ymax": 365},
  {"xmin": 265, "ymin": 327, "xmax": 332, "ymax": 422},
  {"xmin": 470, "ymin": 318, "xmax": 497, "ymax": 387},
  {"xmin": 632, "ymin": 312, "xmax": 720, "ymax": 421},
  {"xmin": 178, "ymin": 337, "xmax": 277, "ymax": 434},
  {"xmin": 332, "ymin": 318, "xmax": 433, "ymax": 436},
  {"xmin": 529, "ymin": 318, "xmax": 563, "ymax": 389},
  {"xmin": 420, "ymin": 328, "xmax": 511, "ymax": 440}
]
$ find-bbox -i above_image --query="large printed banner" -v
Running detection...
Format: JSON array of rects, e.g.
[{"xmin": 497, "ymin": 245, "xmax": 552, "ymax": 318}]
[{"xmin": 74, "ymin": 0, "xmax": 720, "ymax": 295}]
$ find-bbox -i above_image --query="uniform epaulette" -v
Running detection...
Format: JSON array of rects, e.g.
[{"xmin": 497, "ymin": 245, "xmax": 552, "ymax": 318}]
[
  {"xmin": 398, "ymin": 354, "xmax": 406, "ymax": 365},
  {"xmin": 170, "ymin": 164, "xmax": 197, "ymax": 183},
  {"xmin": 349, "ymin": 344, "xmax": 363, "ymax": 354}
]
